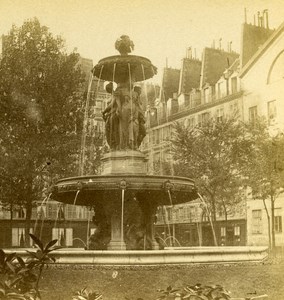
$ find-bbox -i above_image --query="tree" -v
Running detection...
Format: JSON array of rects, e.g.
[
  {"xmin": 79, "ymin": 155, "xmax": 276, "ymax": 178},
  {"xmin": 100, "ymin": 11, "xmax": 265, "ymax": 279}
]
[
  {"xmin": 171, "ymin": 117, "xmax": 252, "ymax": 245},
  {"xmin": 244, "ymin": 119, "xmax": 284, "ymax": 250},
  {"xmin": 0, "ymin": 18, "xmax": 86, "ymax": 245}
]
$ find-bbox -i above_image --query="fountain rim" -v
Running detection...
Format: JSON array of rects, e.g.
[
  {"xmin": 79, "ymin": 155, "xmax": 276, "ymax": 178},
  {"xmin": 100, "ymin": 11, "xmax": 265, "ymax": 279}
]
[
  {"xmin": 95, "ymin": 54, "xmax": 156, "ymax": 65},
  {"xmin": 55, "ymin": 174, "xmax": 195, "ymax": 185}
]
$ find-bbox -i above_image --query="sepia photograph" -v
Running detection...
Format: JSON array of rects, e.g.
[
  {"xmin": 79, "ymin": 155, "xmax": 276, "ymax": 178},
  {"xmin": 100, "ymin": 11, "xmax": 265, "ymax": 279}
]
[{"xmin": 0, "ymin": 0, "xmax": 284, "ymax": 299}]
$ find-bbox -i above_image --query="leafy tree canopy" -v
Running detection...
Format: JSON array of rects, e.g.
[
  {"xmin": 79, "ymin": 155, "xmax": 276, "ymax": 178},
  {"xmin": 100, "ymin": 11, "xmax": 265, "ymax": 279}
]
[
  {"xmin": 171, "ymin": 117, "xmax": 253, "ymax": 220},
  {"xmin": 0, "ymin": 18, "xmax": 86, "ymax": 210}
]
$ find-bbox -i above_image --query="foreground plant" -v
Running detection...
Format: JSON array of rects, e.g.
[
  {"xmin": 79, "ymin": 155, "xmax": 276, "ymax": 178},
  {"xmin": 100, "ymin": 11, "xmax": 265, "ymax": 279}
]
[
  {"xmin": 72, "ymin": 287, "xmax": 102, "ymax": 300},
  {"xmin": 0, "ymin": 234, "xmax": 59, "ymax": 300},
  {"xmin": 157, "ymin": 284, "xmax": 231, "ymax": 300}
]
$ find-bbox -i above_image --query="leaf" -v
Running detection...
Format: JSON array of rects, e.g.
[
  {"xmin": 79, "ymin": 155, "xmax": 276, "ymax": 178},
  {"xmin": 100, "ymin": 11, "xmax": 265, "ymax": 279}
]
[
  {"xmin": 0, "ymin": 249, "xmax": 5, "ymax": 265},
  {"xmin": 44, "ymin": 239, "xmax": 58, "ymax": 252},
  {"xmin": 16, "ymin": 256, "xmax": 26, "ymax": 268},
  {"xmin": 6, "ymin": 261, "xmax": 16, "ymax": 273},
  {"xmin": 29, "ymin": 234, "xmax": 43, "ymax": 251}
]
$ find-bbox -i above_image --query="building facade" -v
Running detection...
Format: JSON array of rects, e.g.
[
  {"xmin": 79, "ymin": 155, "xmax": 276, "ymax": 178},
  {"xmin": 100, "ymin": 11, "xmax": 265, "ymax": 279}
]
[{"xmin": 144, "ymin": 13, "xmax": 284, "ymax": 247}]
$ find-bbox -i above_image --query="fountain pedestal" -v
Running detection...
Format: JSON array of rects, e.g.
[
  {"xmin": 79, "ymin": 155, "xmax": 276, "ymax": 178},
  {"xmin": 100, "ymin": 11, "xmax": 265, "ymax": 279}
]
[
  {"xmin": 108, "ymin": 212, "xmax": 126, "ymax": 250},
  {"xmin": 101, "ymin": 151, "xmax": 147, "ymax": 175}
]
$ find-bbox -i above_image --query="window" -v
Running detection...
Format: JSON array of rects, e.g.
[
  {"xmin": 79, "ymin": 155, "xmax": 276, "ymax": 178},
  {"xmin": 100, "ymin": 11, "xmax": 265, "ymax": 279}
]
[
  {"xmin": 189, "ymin": 117, "xmax": 195, "ymax": 128},
  {"xmin": 216, "ymin": 108, "xmax": 224, "ymax": 122},
  {"xmin": 12, "ymin": 228, "xmax": 33, "ymax": 247},
  {"xmin": 249, "ymin": 106, "xmax": 258, "ymax": 123},
  {"xmin": 234, "ymin": 225, "xmax": 240, "ymax": 236},
  {"xmin": 252, "ymin": 209, "xmax": 262, "ymax": 234},
  {"xmin": 275, "ymin": 216, "xmax": 282, "ymax": 233},
  {"xmin": 267, "ymin": 100, "xmax": 277, "ymax": 125},
  {"xmin": 198, "ymin": 112, "xmax": 210, "ymax": 126},
  {"xmin": 217, "ymin": 82, "xmax": 222, "ymax": 99},
  {"xmin": 204, "ymin": 88, "xmax": 210, "ymax": 103},
  {"xmin": 274, "ymin": 209, "xmax": 282, "ymax": 233},
  {"xmin": 230, "ymin": 101, "xmax": 238, "ymax": 115},
  {"xmin": 221, "ymin": 227, "xmax": 226, "ymax": 237},
  {"xmin": 52, "ymin": 228, "xmax": 73, "ymax": 246},
  {"xmin": 18, "ymin": 207, "xmax": 25, "ymax": 219},
  {"xmin": 231, "ymin": 77, "xmax": 238, "ymax": 93}
]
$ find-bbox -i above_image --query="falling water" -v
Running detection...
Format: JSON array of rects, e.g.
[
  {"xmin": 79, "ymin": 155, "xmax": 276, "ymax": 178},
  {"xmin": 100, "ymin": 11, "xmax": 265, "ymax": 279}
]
[
  {"xmin": 121, "ymin": 188, "xmax": 125, "ymax": 250},
  {"xmin": 90, "ymin": 66, "xmax": 104, "ymax": 165},
  {"xmin": 108, "ymin": 63, "xmax": 116, "ymax": 152},
  {"xmin": 34, "ymin": 193, "xmax": 51, "ymax": 234},
  {"xmin": 86, "ymin": 208, "xmax": 91, "ymax": 248},
  {"xmin": 53, "ymin": 203, "xmax": 63, "ymax": 231},
  {"xmin": 164, "ymin": 235, "xmax": 182, "ymax": 247},
  {"xmin": 128, "ymin": 62, "xmax": 135, "ymax": 152},
  {"xmin": 79, "ymin": 72, "xmax": 94, "ymax": 175},
  {"xmin": 73, "ymin": 190, "xmax": 80, "ymax": 206}
]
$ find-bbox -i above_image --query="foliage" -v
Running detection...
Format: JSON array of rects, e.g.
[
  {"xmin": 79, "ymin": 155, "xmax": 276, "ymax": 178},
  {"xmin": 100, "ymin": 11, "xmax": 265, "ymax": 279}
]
[
  {"xmin": 242, "ymin": 119, "xmax": 284, "ymax": 249},
  {"xmin": 72, "ymin": 288, "xmax": 102, "ymax": 300},
  {"xmin": 0, "ymin": 234, "xmax": 59, "ymax": 300},
  {"xmin": 156, "ymin": 284, "xmax": 231, "ymax": 300},
  {"xmin": 171, "ymin": 117, "xmax": 252, "ymax": 228},
  {"xmin": 243, "ymin": 120, "xmax": 284, "ymax": 199},
  {"xmin": 0, "ymin": 18, "xmax": 85, "ymax": 239}
]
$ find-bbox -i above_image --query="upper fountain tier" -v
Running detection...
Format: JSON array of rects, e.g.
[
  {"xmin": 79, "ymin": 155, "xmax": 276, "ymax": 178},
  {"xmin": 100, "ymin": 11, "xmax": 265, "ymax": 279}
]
[{"xmin": 92, "ymin": 35, "xmax": 157, "ymax": 83}]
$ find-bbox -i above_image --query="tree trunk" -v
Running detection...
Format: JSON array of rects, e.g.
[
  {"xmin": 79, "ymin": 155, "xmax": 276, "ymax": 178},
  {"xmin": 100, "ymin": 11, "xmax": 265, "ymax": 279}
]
[
  {"xmin": 271, "ymin": 195, "xmax": 276, "ymax": 250},
  {"xmin": 222, "ymin": 199, "xmax": 228, "ymax": 245},
  {"xmin": 25, "ymin": 200, "xmax": 32, "ymax": 247},
  {"xmin": 262, "ymin": 198, "xmax": 271, "ymax": 251},
  {"xmin": 25, "ymin": 175, "xmax": 34, "ymax": 247},
  {"xmin": 198, "ymin": 193, "xmax": 218, "ymax": 246}
]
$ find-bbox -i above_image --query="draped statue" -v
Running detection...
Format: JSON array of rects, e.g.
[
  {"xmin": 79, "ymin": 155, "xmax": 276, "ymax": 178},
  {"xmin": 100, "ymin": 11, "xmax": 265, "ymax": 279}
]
[{"xmin": 102, "ymin": 82, "xmax": 146, "ymax": 151}]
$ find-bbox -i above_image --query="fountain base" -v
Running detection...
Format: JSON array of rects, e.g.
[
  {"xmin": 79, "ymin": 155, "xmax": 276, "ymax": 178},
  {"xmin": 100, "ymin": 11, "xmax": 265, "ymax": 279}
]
[
  {"xmin": 101, "ymin": 150, "xmax": 147, "ymax": 175},
  {"xmin": 6, "ymin": 246, "xmax": 268, "ymax": 265}
]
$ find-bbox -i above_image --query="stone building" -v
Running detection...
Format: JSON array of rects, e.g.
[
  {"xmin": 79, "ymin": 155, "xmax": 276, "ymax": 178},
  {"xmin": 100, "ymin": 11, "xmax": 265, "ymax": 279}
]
[
  {"xmin": 240, "ymin": 19, "xmax": 284, "ymax": 248},
  {"xmin": 143, "ymin": 11, "xmax": 284, "ymax": 247}
]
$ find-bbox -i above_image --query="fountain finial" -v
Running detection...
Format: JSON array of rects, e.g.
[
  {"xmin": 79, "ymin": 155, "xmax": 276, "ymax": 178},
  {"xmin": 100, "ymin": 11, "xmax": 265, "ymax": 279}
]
[{"xmin": 115, "ymin": 35, "xmax": 134, "ymax": 55}]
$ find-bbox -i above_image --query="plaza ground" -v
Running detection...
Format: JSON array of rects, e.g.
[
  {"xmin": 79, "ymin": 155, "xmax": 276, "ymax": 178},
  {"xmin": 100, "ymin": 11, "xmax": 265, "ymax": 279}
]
[{"xmin": 40, "ymin": 257, "xmax": 284, "ymax": 300}]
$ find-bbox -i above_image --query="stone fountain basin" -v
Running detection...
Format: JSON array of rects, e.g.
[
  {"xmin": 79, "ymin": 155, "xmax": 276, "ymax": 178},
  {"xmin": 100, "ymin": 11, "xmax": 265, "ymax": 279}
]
[
  {"xmin": 5, "ymin": 246, "xmax": 268, "ymax": 265},
  {"xmin": 50, "ymin": 174, "xmax": 198, "ymax": 206},
  {"xmin": 92, "ymin": 55, "xmax": 157, "ymax": 82}
]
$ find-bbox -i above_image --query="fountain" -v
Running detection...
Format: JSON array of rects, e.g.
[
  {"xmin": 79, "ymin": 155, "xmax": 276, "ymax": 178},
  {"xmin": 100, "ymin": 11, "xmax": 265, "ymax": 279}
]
[
  {"xmin": 50, "ymin": 35, "xmax": 197, "ymax": 251},
  {"xmin": 46, "ymin": 36, "xmax": 268, "ymax": 264}
]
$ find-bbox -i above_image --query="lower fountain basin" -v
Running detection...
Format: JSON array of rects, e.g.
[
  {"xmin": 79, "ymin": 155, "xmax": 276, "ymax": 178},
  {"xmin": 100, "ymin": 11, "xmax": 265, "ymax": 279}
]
[
  {"xmin": 5, "ymin": 247, "xmax": 268, "ymax": 265},
  {"xmin": 51, "ymin": 174, "xmax": 198, "ymax": 206}
]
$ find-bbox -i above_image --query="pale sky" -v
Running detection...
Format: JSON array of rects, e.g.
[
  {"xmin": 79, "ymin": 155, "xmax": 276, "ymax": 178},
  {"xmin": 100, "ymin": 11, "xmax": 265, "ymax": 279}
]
[{"xmin": 1, "ymin": 0, "xmax": 284, "ymax": 82}]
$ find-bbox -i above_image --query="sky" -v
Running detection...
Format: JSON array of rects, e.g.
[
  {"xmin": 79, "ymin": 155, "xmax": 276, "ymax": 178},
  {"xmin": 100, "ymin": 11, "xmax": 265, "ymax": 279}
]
[{"xmin": 1, "ymin": 0, "xmax": 284, "ymax": 82}]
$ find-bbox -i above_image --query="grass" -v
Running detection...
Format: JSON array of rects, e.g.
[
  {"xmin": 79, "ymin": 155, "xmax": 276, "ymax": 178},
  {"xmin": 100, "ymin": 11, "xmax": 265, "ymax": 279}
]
[{"xmin": 39, "ymin": 259, "xmax": 284, "ymax": 300}]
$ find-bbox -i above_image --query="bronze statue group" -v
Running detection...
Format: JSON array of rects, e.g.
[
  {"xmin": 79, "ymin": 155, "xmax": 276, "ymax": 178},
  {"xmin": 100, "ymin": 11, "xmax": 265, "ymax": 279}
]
[{"xmin": 102, "ymin": 81, "xmax": 146, "ymax": 151}]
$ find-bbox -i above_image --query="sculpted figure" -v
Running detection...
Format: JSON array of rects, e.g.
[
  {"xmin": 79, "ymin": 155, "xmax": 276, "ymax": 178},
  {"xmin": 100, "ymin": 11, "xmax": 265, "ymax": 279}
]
[
  {"xmin": 115, "ymin": 82, "xmax": 139, "ymax": 150},
  {"xmin": 102, "ymin": 82, "xmax": 146, "ymax": 150},
  {"xmin": 102, "ymin": 82, "xmax": 120, "ymax": 149},
  {"xmin": 133, "ymin": 86, "xmax": 146, "ymax": 147}
]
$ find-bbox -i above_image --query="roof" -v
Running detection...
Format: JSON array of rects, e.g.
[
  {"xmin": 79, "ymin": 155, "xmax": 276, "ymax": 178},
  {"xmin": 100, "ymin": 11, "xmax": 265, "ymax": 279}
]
[
  {"xmin": 200, "ymin": 47, "xmax": 239, "ymax": 88},
  {"xmin": 240, "ymin": 23, "xmax": 274, "ymax": 68},
  {"xmin": 239, "ymin": 21, "xmax": 284, "ymax": 78}
]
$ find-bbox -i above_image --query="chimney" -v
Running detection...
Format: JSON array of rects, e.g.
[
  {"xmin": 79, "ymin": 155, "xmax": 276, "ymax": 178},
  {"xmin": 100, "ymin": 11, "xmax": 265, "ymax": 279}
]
[
  {"xmin": 263, "ymin": 9, "xmax": 269, "ymax": 29},
  {"xmin": 244, "ymin": 7, "xmax": 247, "ymax": 23},
  {"xmin": 257, "ymin": 11, "xmax": 260, "ymax": 26},
  {"xmin": 186, "ymin": 47, "xmax": 192, "ymax": 59},
  {"xmin": 229, "ymin": 41, "xmax": 232, "ymax": 52},
  {"xmin": 254, "ymin": 14, "xmax": 256, "ymax": 25}
]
